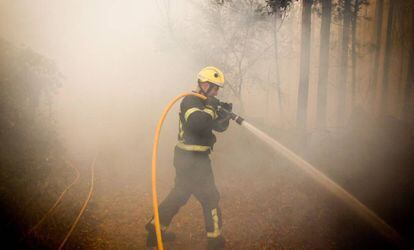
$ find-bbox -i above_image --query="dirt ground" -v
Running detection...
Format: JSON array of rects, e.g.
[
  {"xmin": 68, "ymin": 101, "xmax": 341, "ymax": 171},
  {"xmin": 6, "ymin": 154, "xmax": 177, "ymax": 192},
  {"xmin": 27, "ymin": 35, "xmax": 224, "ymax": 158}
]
[{"xmin": 24, "ymin": 120, "xmax": 407, "ymax": 250}]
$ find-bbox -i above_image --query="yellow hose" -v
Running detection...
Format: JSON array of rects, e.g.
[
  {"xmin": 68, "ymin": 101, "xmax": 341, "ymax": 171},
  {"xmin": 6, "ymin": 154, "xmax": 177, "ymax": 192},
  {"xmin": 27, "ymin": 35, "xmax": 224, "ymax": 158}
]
[
  {"xmin": 29, "ymin": 159, "xmax": 80, "ymax": 234},
  {"xmin": 59, "ymin": 153, "xmax": 97, "ymax": 250},
  {"xmin": 152, "ymin": 92, "xmax": 206, "ymax": 250}
]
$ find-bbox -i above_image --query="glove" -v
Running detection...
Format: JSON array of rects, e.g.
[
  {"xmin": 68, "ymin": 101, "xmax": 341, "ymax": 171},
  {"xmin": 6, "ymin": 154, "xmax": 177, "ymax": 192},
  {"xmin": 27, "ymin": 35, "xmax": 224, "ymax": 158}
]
[
  {"xmin": 217, "ymin": 108, "xmax": 233, "ymax": 121},
  {"xmin": 217, "ymin": 102, "xmax": 232, "ymax": 120},
  {"xmin": 214, "ymin": 103, "xmax": 232, "ymax": 132},
  {"xmin": 220, "ymin": 102, "xmax": 232, "ymax": 112},
  {"xmin": 205, "ymin": 96, "xmax": 220, "ymax": 111}
]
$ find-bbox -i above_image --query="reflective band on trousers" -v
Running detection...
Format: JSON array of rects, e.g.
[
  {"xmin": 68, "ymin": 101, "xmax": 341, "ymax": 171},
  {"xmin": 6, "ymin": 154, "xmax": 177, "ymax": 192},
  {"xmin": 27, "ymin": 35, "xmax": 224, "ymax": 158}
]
[
  {"xmin": 176, "ymin": 141, "xmax": 211, "ymax": 152},
  {"xmin": 207, "ymin": 208, "xmax": 221, "ymax": 238},
  {"xmin": 178, "ymin": 119, "xmax": 184, "ymax": 140},
  {"xmin": 184, "ymin": 107, "xmax": 216, "ymax": 122}
]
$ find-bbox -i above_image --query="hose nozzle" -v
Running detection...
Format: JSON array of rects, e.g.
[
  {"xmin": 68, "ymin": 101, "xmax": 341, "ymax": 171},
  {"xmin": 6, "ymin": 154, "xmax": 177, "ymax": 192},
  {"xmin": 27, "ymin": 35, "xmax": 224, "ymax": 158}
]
[{"xmin": 232, "ymin": 114, "xmax": 244, "ymax": 125}]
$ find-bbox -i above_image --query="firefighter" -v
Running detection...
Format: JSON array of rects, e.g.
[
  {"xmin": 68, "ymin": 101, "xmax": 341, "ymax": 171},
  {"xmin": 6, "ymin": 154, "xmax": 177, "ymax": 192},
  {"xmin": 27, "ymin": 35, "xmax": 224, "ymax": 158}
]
[{"xmin": 146, "ymin": 66, "xmax": 232, "ymax": 249}]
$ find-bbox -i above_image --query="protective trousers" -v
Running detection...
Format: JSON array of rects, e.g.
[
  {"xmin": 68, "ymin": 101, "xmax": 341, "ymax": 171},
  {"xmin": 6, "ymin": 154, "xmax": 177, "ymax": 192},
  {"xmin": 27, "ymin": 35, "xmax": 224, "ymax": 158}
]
[{"xmin": 157, "ymin": 146, "xmax": 222, "ymax": 238}]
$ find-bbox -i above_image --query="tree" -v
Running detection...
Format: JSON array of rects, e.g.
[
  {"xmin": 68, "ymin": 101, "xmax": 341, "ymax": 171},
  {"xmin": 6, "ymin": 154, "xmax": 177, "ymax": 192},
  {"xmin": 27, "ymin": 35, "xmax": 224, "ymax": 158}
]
[
  {"xmin": 337, "ymin": 0, "xmax": 352, "ymax": 124},
  {"xmin": 393, "ymin": 1, "xmax": 409, "ymax": 104},
  {"xmin": 367, "ymin": 0, "xmax": 384, "ymax": 108},
  {"xmin": 0, "ymin": 38, "xmax": 61, "ymax": 132},
  {"xmin": 350, "ymin": 0, "xmax": 369, "ymax": 108},
  {"xmin": 296, "ymin": 0, "xmax": 313, "ymax": 129},
  {"xmin": 266, "ymin": 0, "xmax": 296, "ymax": 11},
  {"xmin": 0, "ymin": 37, "xmax": 63, "ymax": 248},
  {"xmin": 266, "ymin": 0, "xmax": 295, "ymax": 120},
  {"xmin": 183, "ymin": 1, "xmax": 273, "ymax": 111},
  {"xmin": 380, "ymin": 0, "xmax": 395, "ymax": 114},
  {"xmin": 402, "ymin": 5, "xmax": 414, "ymax": 120},
  {"xmin": 350, "ymin": 0, "xmax": 359, "ymax": 108},
  {"xmin": 316, "ymin": 0, "xmax": 332, "ymax": 129}
]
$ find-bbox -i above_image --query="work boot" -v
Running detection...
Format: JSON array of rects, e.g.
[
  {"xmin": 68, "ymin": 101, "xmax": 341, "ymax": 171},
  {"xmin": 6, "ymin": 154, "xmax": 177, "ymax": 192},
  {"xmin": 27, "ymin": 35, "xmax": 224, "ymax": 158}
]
[
  {"xmin": 206, "ymin": 236, "xmax": 225, "ymax": 250},
  {"xmin": 145, "ymin": 222, "xmax": 176, "ymax": 247}
]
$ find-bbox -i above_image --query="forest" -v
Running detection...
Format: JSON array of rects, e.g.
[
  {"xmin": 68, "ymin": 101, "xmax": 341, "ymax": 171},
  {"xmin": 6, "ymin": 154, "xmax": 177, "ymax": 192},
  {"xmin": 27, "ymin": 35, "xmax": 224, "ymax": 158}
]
[{"xmin": 0, "ymin": 0, "xmax": 414, "ymax": 249}]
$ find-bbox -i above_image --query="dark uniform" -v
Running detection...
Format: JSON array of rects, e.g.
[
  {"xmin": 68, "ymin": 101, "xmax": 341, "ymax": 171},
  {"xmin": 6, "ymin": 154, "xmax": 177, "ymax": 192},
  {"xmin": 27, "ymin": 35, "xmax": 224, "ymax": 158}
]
[{"xmin": 156, "ymin": 94, "xmax": 229, "ymax": 239}]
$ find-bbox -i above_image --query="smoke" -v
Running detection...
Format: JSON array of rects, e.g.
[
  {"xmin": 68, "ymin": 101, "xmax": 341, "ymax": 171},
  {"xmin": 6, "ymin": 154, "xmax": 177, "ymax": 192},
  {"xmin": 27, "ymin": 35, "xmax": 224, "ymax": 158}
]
[{"xmin": 1, "ymin": 0, "xmax": 412, "ymax": 248}]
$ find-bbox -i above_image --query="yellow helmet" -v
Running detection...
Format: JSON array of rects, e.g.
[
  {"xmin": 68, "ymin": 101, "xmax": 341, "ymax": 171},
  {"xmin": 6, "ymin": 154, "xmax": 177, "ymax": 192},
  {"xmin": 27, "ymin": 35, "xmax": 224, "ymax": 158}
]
[{"xmin": 197, "ymin": 66, "xmax": 225, "ymax": 87}]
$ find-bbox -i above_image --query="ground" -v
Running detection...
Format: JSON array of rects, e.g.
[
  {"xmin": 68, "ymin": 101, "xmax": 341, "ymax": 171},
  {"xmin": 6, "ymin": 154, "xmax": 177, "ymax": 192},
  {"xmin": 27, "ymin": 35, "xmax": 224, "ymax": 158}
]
[{"xmin": 24, "ymin": 120, "xmax": 406, "ymax": 249}]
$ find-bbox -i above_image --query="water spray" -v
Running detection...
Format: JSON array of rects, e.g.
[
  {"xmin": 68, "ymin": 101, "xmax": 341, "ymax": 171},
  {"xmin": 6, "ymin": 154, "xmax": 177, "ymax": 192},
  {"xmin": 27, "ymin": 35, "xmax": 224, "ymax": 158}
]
[{"xmin": 151, "ymin": 93, "xmax": 404, "ymax": 250}]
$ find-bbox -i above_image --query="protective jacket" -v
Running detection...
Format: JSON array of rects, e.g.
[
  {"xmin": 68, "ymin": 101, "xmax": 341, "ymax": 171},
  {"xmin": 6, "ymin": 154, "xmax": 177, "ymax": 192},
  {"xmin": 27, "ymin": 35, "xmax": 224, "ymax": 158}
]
[{"xmin": 177, "ymin": 95, "xmax": 229, "ymax": 152}]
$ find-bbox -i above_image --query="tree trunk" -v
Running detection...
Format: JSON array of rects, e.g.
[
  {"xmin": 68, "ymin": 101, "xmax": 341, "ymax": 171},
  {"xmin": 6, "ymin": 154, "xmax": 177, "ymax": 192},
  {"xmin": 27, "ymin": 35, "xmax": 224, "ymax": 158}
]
[
  {"xmin": 380, "ymin": 0, "xmax": 394, "ymax": 114},
  {"xmin": 396, "ymin": 3, "xmax": 405, "ymax": 103},
  {"xmin": 367, "ymin": 0, "xmax": 384, "ymax": 107},
  {"xmin": 351, "ymin": 0, "xmax": 359, "ymax": 109},
  {"xmin": 274, "ymin": 14, "xmax": 283, "ymax": 119},
  {"xmin": 337, "ymin": 0, "xmax": 352, "ymax": 124},
  {"xmin": 317, "ymin": 0, "xmax": 332, "ymax": 130},
  {"xmin": 402, "ymin": 11, "xmax": 414, "ymax": 119},
  {"xmin": 296, "ymin": 0, "xmax": 312, "ymax": 129}
]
